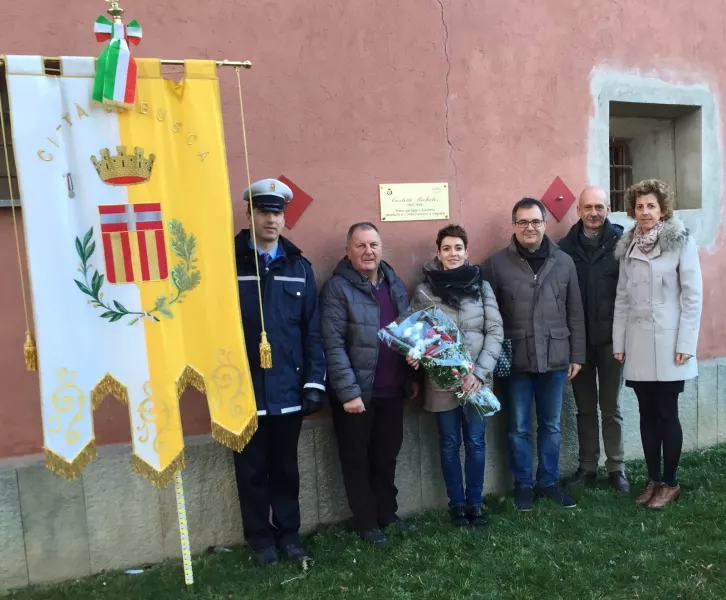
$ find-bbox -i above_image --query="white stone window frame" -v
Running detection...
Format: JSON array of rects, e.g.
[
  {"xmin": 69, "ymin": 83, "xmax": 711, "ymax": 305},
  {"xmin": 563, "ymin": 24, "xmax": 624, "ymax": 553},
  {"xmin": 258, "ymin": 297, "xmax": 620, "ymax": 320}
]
[{"xmin": 588, "ymin": 68, "xmax": 723, "ymax": 249}]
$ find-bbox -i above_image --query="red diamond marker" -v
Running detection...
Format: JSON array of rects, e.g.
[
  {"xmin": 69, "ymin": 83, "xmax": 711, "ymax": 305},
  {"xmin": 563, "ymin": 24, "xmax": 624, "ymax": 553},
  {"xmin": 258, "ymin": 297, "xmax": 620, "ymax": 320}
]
[
  {"xmin": 279, "ymin": 175, "xmax": 313, "ymax": 229},
  {"xmin": 541, "ymin": 176, "xmax": 576, "ymax": 222}
]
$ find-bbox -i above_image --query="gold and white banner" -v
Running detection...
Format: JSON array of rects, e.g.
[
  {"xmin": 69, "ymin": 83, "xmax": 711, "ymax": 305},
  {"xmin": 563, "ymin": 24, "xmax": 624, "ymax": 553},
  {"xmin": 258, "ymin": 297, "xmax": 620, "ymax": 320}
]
[{"xmin": 5, "ymin": 55, "xmax": 256, "ymax": 485}]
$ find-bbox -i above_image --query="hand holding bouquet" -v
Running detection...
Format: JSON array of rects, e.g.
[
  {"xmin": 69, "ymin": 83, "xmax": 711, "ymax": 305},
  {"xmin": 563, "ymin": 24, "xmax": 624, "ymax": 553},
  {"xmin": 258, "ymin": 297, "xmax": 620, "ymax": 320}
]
[{"xmin": 378, "ymin": 306, "xmax": 500, "ymax": 417}]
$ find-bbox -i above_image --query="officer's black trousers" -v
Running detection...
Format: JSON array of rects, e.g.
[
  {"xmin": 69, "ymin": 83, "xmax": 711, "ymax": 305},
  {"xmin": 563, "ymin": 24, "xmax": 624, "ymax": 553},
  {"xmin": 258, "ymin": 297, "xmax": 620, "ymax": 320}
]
[
  {"xmin": 331, "ymin": 396, "xmax": 404, "ymax": 533},
  {"xmin": 233, "ymin": 412, "xmax": 303, "ymax": 551}
]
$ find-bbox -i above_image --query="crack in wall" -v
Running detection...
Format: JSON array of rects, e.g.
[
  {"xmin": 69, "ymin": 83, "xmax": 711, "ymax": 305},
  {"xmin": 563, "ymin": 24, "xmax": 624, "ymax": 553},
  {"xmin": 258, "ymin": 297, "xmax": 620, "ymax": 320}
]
[{"xmin": 436, "ymin": 0, "xmax": 462, "ymax": 219}]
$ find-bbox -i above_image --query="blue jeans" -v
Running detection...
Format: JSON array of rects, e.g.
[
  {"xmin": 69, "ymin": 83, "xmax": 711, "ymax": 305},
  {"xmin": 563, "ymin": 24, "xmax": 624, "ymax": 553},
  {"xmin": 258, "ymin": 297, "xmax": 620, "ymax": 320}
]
[
  {"xmin": 507, "ymin": 370, "xmax": 567, "ymax": 489},
  {"xmin": 434, "ymin": 405, "xmax": 486, "ymax": 508}
]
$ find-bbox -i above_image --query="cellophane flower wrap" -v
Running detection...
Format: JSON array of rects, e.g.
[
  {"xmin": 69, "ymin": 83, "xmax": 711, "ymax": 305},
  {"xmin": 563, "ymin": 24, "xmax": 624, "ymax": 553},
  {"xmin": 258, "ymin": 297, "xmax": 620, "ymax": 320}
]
[{"xmin": 377, "ymin": 305, "xmax": 501, "ymax": 417}]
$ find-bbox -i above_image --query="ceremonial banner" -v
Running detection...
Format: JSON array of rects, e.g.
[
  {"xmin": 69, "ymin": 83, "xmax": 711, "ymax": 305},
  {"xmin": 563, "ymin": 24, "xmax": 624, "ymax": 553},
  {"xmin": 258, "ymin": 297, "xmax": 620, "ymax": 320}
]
[{"xmin": 4, "ymin": 55, "xmax": 256, "ymax": 485}]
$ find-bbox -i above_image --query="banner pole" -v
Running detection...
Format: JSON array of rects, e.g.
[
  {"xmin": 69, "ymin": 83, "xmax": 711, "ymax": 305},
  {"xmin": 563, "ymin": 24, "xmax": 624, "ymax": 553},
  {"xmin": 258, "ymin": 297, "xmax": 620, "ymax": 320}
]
[
  {"xmin": 162, "ymin": 59, "xmax": 252, "ymax": 69},
  {"xmin": 0, "ymin": 57, "xmax": 251, "ymax": 69},
  {"xmin": 175, "ymin": 473, "xmax": 194, "ymax": 586}
]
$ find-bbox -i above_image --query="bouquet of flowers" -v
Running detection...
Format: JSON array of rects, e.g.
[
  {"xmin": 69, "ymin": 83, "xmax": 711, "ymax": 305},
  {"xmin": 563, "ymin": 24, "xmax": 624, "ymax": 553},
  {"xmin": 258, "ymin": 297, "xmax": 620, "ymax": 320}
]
[{"xmin": 378, "ymin": 305, "xmax": 501, "ymax": 417}]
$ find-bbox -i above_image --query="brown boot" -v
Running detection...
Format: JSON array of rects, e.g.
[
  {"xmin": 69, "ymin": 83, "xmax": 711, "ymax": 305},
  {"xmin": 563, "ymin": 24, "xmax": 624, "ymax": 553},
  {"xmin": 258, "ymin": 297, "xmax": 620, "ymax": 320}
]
[
  {"xmin": 636, "ymin": 480, "xmax": 662, "ymax": 506},
  {"xmin": 647, "ymin": 484, "xmax": 680, "ymax": 509}
]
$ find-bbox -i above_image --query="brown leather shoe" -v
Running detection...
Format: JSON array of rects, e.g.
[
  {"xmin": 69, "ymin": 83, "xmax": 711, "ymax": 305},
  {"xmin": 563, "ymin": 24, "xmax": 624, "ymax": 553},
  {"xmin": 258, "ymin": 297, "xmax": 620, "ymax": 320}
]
[
  {"xmin": 636, "ymin": 480, "xmax": 662, "ymax": 506},
  {"xmin": 647, "ymin": 484, "xmax": 680, "ymax": 509}
]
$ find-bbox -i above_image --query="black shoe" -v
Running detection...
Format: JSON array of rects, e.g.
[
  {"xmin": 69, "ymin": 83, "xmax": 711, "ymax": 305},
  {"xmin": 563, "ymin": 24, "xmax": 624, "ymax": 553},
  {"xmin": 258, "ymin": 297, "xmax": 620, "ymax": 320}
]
[
  {"xmin": 608, "ymin": 471, "xmax": 631, "ymax": 495},
  {"xmin": 387, "ymin": 515, "xmax": 417, "ymax": 533},
  {"xmin": 359, "ymin": 528, "xmax": 389, "ymax": 546},
  {"xmin": 281, "ymin": 543, "xmax": 312, "ymax": 563},
  {"xmin": 254, "ymin": 546, "xmax": 279, "ymax": 566},
  {"xmin": 450, "ymin": 506, "xmax": 469, "ymax": 527},
  {"xmin": 466, "ymin": 505, "xmax": 488, "ymax": 528},
  {"xmin": 564, "ymin": 468, "xmax": 597, "ymax": 488},
  {"xmin": 538, "ymin": 484, "xmax": 577, "ymax": 508},
  {"xmin": 514, "ymin": 487, "xmax": 534, "ymax": 512}
]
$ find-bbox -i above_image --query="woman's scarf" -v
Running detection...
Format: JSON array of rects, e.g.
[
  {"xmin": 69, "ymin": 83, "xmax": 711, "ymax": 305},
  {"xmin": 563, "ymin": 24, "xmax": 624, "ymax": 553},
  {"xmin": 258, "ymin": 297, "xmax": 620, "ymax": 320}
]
[
  {"xmin": 635, "ymin": 219, "xmax": 665, "ymax": 255},
  {"xmin": 422, "ymin": 259, "xmax": 481, "ymax": 310}
]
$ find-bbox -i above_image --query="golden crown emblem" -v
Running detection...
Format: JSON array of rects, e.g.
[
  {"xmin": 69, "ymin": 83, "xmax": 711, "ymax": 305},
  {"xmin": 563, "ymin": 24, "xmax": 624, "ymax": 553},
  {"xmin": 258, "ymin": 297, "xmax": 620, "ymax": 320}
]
[{"xmin": 90, "ymin": 146, "xmax": 155, "ymax": 186}]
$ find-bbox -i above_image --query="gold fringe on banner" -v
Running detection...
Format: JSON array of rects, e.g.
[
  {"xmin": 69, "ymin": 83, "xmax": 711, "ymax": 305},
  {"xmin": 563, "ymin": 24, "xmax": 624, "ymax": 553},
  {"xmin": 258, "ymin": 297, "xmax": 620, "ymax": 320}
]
[
  {"xmin": 132, "ymin": 451, "xmax": 185, "ymax": 488},
  {"xmin": 91, "ymin": 373, "xmax": 129, "ymax": 409},
  {"xmin": 24, "ymin": 330, "xmax": 38, "ymax": 371},
  {"xmin": 44, "ymin": 442, "xmax": 97, "ymax": 480},
  {"xmin": 211, "ymin": 416, "xmax": 258, "ymax": 452},
  {"xmin": 176, "ymin": 365, "xmax": 206, "ymax": 398}
]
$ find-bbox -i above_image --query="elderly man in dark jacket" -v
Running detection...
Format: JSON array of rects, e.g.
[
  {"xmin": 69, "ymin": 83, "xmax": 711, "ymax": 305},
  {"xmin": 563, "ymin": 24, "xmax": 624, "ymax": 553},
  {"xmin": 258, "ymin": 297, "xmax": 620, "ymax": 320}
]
[
  {"xmin": 320, "ymin": 222, "xmax": 416, "ymax": 546},
  {"xmin": 233, "ymin": 179, "xmax": 326, "ymax": 567},
  {"xmin": 483, "ymin": 198, "xmax": 586, "ymax": 512},
  {"xmin": 558, "ymin": 186, "xmax": 630, "ymax": 494}
]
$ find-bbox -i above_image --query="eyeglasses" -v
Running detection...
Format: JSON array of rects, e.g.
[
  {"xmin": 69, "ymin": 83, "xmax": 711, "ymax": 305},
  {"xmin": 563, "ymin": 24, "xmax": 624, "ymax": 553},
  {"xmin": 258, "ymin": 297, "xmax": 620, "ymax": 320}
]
[{"xmin": 514, "ymin": 219, "xmax": 545, "ymax": 229}]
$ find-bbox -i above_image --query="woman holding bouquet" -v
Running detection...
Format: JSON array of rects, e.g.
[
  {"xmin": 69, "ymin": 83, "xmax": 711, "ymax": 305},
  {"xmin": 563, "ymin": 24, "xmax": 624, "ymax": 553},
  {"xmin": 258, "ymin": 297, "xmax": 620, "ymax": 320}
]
[{"xmin": 411, "ymin": 225, "xmax": 503, "ymax": 527}]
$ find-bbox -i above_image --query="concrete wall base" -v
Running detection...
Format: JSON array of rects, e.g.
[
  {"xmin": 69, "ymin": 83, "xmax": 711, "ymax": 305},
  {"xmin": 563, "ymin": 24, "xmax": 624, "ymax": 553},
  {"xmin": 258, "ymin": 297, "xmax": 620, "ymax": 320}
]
[{"xmin": 2, "ymin": 360, "xmax": 725, "ymax": 592}]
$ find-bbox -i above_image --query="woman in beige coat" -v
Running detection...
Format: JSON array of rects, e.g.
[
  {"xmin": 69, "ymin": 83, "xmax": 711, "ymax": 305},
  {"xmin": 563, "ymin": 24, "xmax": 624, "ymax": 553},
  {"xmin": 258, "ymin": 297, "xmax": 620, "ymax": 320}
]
[
  {"xmin": 613, "ymin": 179, "xmax": 702, "ymax": 510},
  {"xmin": 410, "ymin": 225, "xmax": 503, "ymax": 528}
]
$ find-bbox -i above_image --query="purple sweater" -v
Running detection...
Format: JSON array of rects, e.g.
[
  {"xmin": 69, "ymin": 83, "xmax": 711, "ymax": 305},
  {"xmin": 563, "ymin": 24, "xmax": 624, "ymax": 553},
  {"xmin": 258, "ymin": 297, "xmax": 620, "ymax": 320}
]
[{"xmin": 371, "ymin": 278, "xmax": 407, "ymax": 399}]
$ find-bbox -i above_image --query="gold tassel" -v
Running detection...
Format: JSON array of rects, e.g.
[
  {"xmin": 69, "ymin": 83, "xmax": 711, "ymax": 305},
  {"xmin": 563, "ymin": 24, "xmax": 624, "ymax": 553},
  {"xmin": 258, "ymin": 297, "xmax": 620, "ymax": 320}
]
[
  {"xmin": 211, "ymin": 415, "xmax": 258, "ymax": 452},
  {"xmin": 44, "ymin": 442, "xmax": 97, "ymax": 480},
  {"xmin": 3, "ymin": 90, "xmax": 36, "ymax": 375},
  {"xmin": 235, "ymin": 67, "xmax": 271, "ymax": 372},
  {"xmin": 24, "ymin": 330, "xmax": 38, "ymax": 371},
  {"xmin": 259, "ymin": 331, "xmax": 272, "ymax": 369},
  {"xmin": 132, "ymin": 452, "xmax": 185, "ymax": 488}
]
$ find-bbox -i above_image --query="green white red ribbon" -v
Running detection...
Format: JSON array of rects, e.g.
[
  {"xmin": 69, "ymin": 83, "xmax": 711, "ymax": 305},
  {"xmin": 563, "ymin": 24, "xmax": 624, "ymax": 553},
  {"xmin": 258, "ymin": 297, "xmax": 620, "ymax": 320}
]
[{"xmin": 93, "ymin": 15, "xmax": 142, "ymax": 110}]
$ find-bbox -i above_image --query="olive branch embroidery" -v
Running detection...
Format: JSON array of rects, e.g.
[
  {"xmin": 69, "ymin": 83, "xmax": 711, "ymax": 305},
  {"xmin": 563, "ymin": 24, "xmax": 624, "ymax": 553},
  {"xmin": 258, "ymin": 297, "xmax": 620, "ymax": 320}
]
[
  {"xmin": 73, "ymin": 220, "xmax": 201, "ymax": 325},
  {"xmin": 154, "ymin": 220, "xmax": 202, "ymax": 318}
]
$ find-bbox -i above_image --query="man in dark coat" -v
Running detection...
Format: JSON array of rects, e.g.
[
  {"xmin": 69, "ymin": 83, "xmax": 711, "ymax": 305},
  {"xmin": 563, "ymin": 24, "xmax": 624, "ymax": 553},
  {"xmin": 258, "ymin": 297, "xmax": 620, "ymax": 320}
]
[
  {"xmin": 320, "ymin": 222, "xmax": 417, "ymax": 546},
  {"xmin": 558, "ymin": 186, "xmax": 630, "ymax": 494},
  {"xmin": 483, "ymin": 198, "xmax": 586, "ymax": 512},
  {"xmin": 233, "ymin": 178, "xmax": 326, "ymax": 566}
]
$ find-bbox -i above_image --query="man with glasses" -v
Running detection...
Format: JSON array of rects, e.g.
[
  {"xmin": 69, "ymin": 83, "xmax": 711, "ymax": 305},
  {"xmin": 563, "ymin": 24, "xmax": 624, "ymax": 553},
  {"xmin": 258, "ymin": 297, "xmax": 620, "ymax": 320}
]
[
  {"xmin": 558, "ymin": 187, "xmax": 630, "ymax": 494},
  {"xmin": 483, "ymin": 198, "xmax": 585, "ymax": 511}
]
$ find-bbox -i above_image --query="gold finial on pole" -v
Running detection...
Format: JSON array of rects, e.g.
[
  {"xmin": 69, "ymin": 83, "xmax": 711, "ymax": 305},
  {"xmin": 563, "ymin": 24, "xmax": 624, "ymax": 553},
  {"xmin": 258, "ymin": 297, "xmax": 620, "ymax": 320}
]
[{"xmin": 106, "ymin": 0, "xmax": 124, "ymax": 23}]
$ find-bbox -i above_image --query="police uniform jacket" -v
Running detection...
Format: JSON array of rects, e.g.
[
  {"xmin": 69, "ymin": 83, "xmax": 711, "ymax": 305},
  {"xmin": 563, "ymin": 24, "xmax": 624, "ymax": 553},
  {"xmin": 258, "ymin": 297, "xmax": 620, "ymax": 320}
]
[{"xmin": 235, "ymin": 230, "xmax": 326, "ymax": 415}]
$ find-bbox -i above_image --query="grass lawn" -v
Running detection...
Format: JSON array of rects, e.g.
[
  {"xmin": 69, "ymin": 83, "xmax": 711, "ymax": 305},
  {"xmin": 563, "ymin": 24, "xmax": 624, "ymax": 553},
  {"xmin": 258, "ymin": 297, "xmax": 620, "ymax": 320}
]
[{"xmin": 8, "ymin": 445, "xmax": 726, "ymax": 600}]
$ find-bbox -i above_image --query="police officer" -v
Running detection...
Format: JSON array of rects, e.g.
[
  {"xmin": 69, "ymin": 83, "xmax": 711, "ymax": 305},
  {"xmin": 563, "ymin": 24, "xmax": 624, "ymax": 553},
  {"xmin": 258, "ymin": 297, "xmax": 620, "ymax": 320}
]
[{"xmin": 233, "ymin": 178, "xmax": 326, "ymax": 566}]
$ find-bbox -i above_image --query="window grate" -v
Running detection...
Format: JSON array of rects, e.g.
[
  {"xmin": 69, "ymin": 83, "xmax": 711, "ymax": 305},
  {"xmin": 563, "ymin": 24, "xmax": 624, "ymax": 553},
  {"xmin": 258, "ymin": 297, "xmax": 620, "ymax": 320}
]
[{"xmin": 609, "ymin": 139, "xmax": 632, "ymax": 212}]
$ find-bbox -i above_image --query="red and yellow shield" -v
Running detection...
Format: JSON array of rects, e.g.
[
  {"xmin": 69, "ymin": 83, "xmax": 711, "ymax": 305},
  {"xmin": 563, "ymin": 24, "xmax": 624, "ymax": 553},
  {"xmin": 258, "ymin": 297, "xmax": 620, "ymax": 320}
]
[{"xmin": 99, "ymin": 203, "xmax": 168, "ymax": 284}]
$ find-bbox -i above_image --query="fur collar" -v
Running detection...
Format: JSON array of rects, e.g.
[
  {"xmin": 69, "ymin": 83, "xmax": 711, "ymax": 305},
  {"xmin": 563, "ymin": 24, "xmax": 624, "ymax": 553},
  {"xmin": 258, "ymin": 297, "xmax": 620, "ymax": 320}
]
[{"xmin": 615, "ymin": 216, "xmax": 689, "ymax": 259}]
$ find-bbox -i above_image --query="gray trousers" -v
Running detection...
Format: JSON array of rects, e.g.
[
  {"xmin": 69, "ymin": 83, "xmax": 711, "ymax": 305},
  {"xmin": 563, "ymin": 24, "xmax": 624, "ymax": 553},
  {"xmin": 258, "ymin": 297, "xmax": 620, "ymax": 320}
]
[{"xmin": 571, "ymin": 343, "xmax": 625, "ymax": 472}]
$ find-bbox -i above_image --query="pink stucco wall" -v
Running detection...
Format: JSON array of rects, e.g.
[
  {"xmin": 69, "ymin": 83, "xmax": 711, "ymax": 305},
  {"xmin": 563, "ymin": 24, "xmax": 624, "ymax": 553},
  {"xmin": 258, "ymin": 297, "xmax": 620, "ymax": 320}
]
[{"xmin": 1, "ymin": 0, "xmax": 725, "ymax": 458}]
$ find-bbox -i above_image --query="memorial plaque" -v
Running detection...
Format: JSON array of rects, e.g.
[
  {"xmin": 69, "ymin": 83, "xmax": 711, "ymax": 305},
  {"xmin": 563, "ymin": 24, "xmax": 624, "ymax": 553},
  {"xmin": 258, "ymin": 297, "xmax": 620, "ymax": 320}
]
[{"xmin": 379, "ymin": 183, "xmax": 450, "ymax": 222}]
